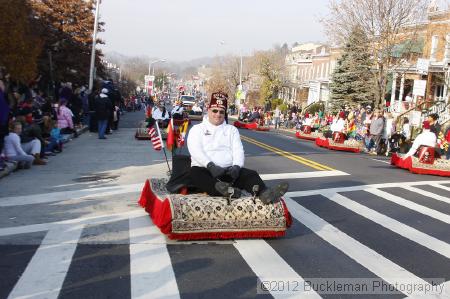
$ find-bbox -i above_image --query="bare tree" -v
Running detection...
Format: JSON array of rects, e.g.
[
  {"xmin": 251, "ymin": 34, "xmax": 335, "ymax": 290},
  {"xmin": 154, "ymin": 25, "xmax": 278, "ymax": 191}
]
[{"xmin": 322, "ymin": 0, "xmax": 428, "ymax": 107}]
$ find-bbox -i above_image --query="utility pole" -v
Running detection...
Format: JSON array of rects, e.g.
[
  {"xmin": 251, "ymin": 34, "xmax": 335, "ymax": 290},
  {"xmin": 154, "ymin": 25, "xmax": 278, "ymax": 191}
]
[{"xmin": 88, "ymin": 0, "xmax": 101, "ymax": 92}]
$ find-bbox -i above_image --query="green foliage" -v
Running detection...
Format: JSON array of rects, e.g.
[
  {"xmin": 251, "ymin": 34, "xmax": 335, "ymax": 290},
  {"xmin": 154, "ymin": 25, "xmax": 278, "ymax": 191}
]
[
  {"xmin": 271, "ymin": 98, "xmax": 284, "ymax": 110},
  {"xmin": 305, "ymin": 102, "xmax": 325, "ymax": 115},
  {"xmin": 330, "ymin": 27, "xmax": 375, "ymax": 112},
  {"xmin": 279, "ymin": 103, "xmax": 289, "ymax": 113},
  {"xmin": 257, "ymin": 52, "xmax": 283, "ymax": 103}
]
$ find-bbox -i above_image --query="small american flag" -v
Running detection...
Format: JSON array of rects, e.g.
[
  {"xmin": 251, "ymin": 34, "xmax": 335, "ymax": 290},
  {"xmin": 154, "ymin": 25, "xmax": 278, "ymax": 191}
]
[{"xmin": 148, "ymin": 127, "xmax": 162, "ymax": 151}]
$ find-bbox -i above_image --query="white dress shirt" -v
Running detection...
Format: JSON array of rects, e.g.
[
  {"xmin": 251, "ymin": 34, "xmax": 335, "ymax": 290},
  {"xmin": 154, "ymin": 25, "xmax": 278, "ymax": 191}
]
[
  {"xmin": 187, "ymin": 119, "xmax": 244, "ymax": 168},
  {"xmin": 404, "ymin": 130, "xmax": 437, "ymax": 158},
  {"xmin": 303, "ymin": 117, "xmax": 312, "ymax": 126},
  {"xmin": 152, "ymin": 107, "xmax": 169, "ymax": 120},
  {"xmin": 330, "ymin": 119, "xmax": 345, "ymax": 132},
  {"xmin": 171, "ymin": 105, "xmax": 184, "ymax": 116}
]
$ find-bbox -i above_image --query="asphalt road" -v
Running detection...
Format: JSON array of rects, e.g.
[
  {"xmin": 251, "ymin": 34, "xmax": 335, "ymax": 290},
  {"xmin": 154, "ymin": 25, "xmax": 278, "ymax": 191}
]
[{"xmin": 0, "ymin": 110, "xmax": 449, "ymax": 299}]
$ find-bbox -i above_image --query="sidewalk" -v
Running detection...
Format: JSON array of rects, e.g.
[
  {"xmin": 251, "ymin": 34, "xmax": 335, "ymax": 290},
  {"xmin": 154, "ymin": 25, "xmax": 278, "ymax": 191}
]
[{"xmin": 0, "ymin": 125, "xmax": 88, "ymax": 180}]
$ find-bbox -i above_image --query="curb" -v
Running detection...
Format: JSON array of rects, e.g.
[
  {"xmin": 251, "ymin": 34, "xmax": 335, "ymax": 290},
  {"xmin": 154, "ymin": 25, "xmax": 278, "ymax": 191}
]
[{"xmin": 0, "ymin": 125, "xmax": 89, "ymax": 181}]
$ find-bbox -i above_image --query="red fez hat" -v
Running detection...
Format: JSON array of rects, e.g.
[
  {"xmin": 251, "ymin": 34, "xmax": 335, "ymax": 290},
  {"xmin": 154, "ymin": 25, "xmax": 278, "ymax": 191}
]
[
  {"xmin": 422, "ymin": 120, "xmax": 431, "ymax": 130},
  {"xmin": 305, "ymin": 113, "xmax": 310, "ymax": 118},
  {"xmin": 339, "ymin": 111, "xmax": 346, "ymax": 119},
  {"xmin": 209, "ymin": 92, "xmax": 228, "ymax": 110}
]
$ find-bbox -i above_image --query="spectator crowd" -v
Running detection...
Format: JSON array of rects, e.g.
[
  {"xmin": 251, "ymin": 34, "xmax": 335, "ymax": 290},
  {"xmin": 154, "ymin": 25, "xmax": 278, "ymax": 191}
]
[
  {"xmin": 0, "ymin": 66, "xmax": 125, "ymax": 175},
  {"xmin": 237, "ymin": 103, "xmax": 450, "ymax": 160}
]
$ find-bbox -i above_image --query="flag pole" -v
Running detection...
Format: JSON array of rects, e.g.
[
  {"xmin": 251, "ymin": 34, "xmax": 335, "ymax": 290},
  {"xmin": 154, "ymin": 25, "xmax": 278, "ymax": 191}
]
[
  {"xmin": 162, "ymin": 148, "xmax": 172, "ymax": 174},
  {"xmin": 155, "ymin": 121, "xmax": 171, "ymax": 174}
]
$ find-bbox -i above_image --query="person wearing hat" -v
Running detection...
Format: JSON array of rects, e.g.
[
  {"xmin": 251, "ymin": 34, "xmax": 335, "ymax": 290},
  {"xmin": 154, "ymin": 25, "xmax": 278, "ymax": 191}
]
[
  {"xmin": 94, "ymin": 88, "xmax": 112, "ymax": 139},
  {"xmin": 330, "ymin": 111, "xmax": 346, "ymax": 133},
  {"xmin": 152, "ymin": 101, "xmax": 170, "ymax": 127},
  {"xmin": 171, "ymin": 99, "xmax": 184, "ymax": 120},
  {"xmin": 187, "ymin": 92, "xmax": 289, "ymax": 204},
  {"xmin": 403, "ymin": 121, "xmax": 437, "ymax": 158},
  {"xmin": 427, "ymin": 113, "xmax": 441, "ymax": 138}
]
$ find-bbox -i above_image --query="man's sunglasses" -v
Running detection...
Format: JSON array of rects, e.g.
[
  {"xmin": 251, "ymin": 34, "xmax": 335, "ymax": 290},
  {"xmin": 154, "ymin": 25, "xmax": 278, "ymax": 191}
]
[{"xmin": 211, "ymin": 109, "xmax": 225, "ymax": 115}]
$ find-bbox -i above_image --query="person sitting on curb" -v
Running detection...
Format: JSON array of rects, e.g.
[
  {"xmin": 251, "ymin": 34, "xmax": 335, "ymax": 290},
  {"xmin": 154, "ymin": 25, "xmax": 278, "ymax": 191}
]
[
  {"xmin": 2, "ymin": 121, "xmax": 46, "ymax": 168},
  {"xmin": 187, "ymin": 91, "xmax": 289, "ymax": 204},
  {"xmin": 403, "ymin": 121, "xmax": 437, "ymax": 158}
]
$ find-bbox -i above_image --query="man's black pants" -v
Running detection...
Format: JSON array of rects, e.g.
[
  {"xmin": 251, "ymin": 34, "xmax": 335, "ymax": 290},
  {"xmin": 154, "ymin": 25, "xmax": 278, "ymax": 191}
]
[{"xmin": 190, "ymin": 166, "xmax": 266, "ymax": 196}]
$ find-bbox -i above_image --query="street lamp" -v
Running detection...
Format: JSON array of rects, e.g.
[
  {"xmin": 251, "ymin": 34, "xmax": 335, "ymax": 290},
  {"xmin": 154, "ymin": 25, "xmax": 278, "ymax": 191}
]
[
  {"xmin": 88, "ymin": 0, "xmax": 101, "ymax": 92},
  {"xmin": 148, "ymin": 59, "xmax": 166, "ymax": 76}
]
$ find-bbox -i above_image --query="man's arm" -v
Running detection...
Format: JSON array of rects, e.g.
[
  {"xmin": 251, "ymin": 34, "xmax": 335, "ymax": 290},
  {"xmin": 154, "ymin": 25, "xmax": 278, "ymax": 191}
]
[
  {"xmin": 230, "ymin": 127, "xmax": 244, "ymax": 167},
  {"xmin": 187, "ymin": 126, "xmax": 212, "ymax": 167}
]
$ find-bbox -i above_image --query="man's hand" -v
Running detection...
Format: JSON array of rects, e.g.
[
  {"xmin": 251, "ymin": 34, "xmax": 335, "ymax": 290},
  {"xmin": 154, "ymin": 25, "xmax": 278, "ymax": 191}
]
[
  {"xmin": 227, "ymin": 165, "xmax": 241, "ymax": 181},
  {"xmin": 207, "ymin": 162, "xmax": 226, "ymax": 178}
]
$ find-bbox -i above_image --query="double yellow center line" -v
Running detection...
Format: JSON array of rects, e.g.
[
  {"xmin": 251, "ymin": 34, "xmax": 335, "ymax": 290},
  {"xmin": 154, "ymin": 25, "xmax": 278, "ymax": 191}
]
[{"xmin": 241, "ymin": 135, "xmax": 334, "ymax": 171}]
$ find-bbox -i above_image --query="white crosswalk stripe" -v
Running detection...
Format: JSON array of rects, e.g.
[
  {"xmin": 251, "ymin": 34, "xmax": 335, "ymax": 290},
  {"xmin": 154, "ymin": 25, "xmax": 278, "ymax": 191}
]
[
  {"xmin": 366, "ymin": 188, "xmax": 450, "ymax": 224},
  {"xmin": 402, "ymin": 186, "xmax": 450, "ymax": 204},
  {"xmin": 1, "ymin": 180, "xmax": 450, "ymax": 298}
]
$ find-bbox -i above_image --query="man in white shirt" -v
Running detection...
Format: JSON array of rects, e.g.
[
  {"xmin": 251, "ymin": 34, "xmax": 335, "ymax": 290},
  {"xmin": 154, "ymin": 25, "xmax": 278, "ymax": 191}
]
[
  {"xmin": 152, "ymin": 101, "xmax": 170, "ymax": 127},
  {"xmin": 404, "ymin": 121, "xmax": 437, "ymax": 158},
  {"xmin": 187, "ymin": 92, "xmax": 288, "ymax": 204},
  {"xmin": 330, "ymin": 111, "xmax": 346, "ymax": 132},
  {"xmin": 171, "ymin": 100, "xmax": 184, "ymax": 119}
]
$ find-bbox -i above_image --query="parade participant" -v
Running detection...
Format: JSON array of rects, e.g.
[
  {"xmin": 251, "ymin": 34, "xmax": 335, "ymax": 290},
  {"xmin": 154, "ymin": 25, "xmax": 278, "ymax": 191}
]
[
  {"xmin": 403, "ymin": 121, "xmax": 437, "ymax": 158},
  {"xmin": 345, "ymin": 112, "xmax": 357, "ymax": 139},
  {"xmin": 171, "ymin": 99, "xmax": 184, "ymax": 119},
  {"xmin": 246, "ymin": 107, "xmax": 260, "ymax": 123},
  {"xmin": 187, "ymin": 91, "xmax": 289, "ymax": 204},
  {"xmin": 192, "ymin": 102, "xmax": 203, "ymax": 114},
  {"xmin": 427, "ymin": 113, "xmax": 441, "ymax": 138},
  {"xmin": 303, "ymin": 113, "xmax": 312, "ymax": 127},
  {"xmin": 330, "ymin": 111, "xmax": 346, "ymax": 133},
  {"xmin": 152, "ymin": 101, "xmax": 170, "ymax": 128}
]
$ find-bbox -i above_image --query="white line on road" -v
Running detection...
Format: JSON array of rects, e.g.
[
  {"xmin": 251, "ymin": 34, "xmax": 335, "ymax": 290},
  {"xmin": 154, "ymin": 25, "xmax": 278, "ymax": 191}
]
[
  {"xmin": 323, "ymin": 192, "xmax": 450, "ymax": 259},
  {"xmin": 285, "ymin": 180, "xmax": 450, "ymax": 198},
  {"xmin": 371, "ymin": 158, "xmax": 391, "ymax": 164},
  {"xmin": 430, "ymin": 183, "xmax": 450, "ymax": 192},
  {"xmin": 0, "ymin": 210, "xmax": 143, "ymax": 237},
  {"xmin": 129, "ymin": 215, "xmax": 180, "ymax": 299},
  {"xmin": 284, "ymin": 197, "xmax": 433, "ymax": 298},
  {"xmin": 0, "ymin": 183, "xmax": 143, "ymax": 207},
  {"xmin": 366, "ymin": 188, "xmax": 450, "ymax": 224},
  {"xmin": 7, "ymin": 226, "xmax": 83, "ymax": 299},
  {"xmin": 234, "ymin": 239, "xmax": 321, "ymax": 298},
  {"xmin": 401, "ymin": 186, "xmax": 450, "ymax": 205},
  {"xmin": 260, "ymin": 170, "xmax": 349, "ymax": 180}
]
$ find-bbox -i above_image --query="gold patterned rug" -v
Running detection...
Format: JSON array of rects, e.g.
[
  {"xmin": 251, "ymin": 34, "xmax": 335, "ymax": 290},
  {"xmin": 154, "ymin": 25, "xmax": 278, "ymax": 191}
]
[{"xmin": 138, "ymin": 178, "xmax": 292, "ymax": 240}]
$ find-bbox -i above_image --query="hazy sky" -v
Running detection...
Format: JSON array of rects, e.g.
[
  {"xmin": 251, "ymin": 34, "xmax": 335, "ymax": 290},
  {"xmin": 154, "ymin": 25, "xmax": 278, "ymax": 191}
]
[{"xmin": 98, "ymin": 0, "xmax": 330, "ymax": 61}]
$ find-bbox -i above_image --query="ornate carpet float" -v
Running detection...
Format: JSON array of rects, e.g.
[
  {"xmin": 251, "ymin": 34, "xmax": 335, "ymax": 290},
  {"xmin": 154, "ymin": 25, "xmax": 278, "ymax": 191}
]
[
  {"xmin": 233, "ymin": 121, "xmax": 270, "ymax": 131},
  {"xmin": 315, "ymin": 132, "xmax": 364, "ymax": 153},
  {"xmin": 391, "ymin": 147, "xmax": 450, "ymax": 176},
  {"xmin": 295, "ymin": 125, "xmax": 323, "ymax": 141},
  {"xmin": 138, "ymin": 178, "xmax": 292, "ymax": 240}
]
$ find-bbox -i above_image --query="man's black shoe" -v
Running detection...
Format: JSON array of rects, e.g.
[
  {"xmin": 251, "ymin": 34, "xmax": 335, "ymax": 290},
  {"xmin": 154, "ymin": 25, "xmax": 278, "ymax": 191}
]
[
  {"xmin": 259, "ymin": 182, "xmax": 289, "ymax": 204},
  {"xmin": 214, "ymin": 181, "xmax": 241, "ymax": 198}
]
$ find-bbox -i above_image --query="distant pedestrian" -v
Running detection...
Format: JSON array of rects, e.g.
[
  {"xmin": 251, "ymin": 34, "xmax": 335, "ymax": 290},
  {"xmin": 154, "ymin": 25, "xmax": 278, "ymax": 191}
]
[
  {"xmin": 95, "ymin": 88, "xmax": 112, "ymax": 139},
  {"xmin": 274, "ymin": 106, "xmax": 281, "ymax": 129}
]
